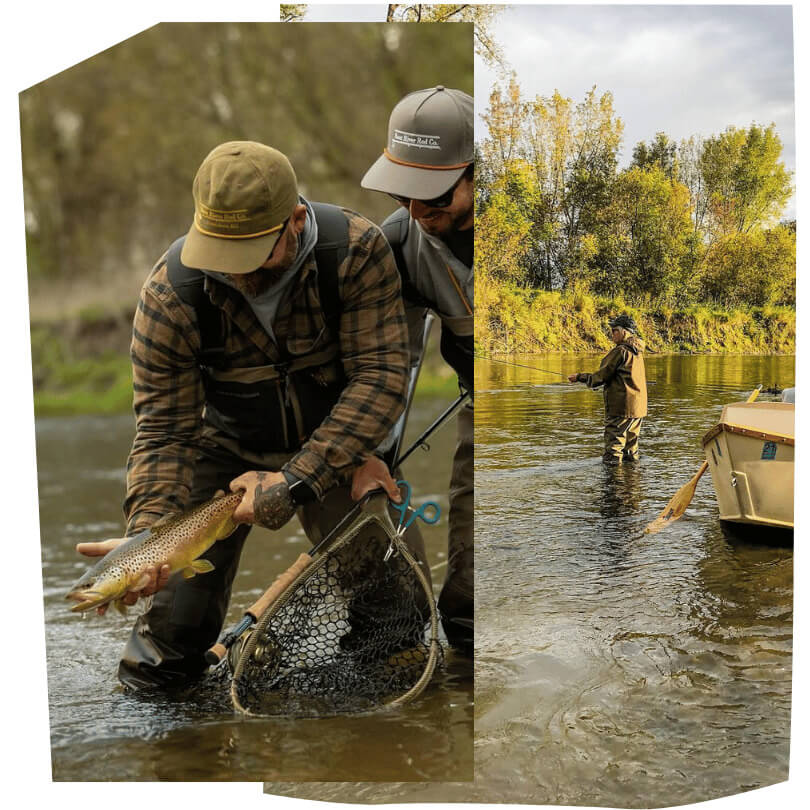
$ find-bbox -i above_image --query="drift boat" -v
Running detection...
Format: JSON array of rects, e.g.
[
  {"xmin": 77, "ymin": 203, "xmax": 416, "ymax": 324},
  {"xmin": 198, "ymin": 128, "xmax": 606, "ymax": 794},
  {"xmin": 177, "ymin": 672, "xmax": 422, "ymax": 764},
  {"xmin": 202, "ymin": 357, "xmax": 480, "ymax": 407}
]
[{"xmin": 701, "ymin": 389, "xmax": 794, "ymax": 529}]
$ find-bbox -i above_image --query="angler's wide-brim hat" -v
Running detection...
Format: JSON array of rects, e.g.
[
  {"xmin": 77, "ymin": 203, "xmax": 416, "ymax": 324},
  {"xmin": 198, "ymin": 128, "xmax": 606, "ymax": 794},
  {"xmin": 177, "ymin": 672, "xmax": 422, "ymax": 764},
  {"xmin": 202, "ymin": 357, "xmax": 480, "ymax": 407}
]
[
  {"xmin": 362, "ymin": 86, "xmax": 473, "ymax": 201},
  {"xmin": 181, "ymin": 141, "xmax": 299, "ymax": 275}
]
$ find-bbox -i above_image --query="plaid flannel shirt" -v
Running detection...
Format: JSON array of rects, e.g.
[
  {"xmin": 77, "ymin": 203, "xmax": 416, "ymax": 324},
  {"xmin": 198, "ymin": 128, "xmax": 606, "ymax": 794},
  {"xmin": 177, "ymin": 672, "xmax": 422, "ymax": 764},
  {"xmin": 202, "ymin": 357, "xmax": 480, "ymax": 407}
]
[{"xmin": 124, "ymin": 208, "xmax": 409, "ymax": 534}]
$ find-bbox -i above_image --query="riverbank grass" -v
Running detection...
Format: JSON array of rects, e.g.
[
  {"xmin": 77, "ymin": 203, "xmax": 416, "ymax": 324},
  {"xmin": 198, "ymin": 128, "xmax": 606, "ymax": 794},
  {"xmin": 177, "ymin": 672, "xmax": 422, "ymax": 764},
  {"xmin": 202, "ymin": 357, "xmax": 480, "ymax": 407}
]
[{"xmin": 476, "ymin": 282, "xmax": 795, "ymax": 355}]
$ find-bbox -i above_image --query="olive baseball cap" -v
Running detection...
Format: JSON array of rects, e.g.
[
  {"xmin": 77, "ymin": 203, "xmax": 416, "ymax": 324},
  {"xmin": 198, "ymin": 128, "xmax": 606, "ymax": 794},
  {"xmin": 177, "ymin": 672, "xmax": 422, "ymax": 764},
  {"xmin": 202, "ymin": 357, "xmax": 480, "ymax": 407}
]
[
  {"xmin": 180, "ymin": 141, "xmax": 299, "ymax": 275},
  {"xmin": 361, "ymin": 86, "xmax": 473, "ymax": 200}
]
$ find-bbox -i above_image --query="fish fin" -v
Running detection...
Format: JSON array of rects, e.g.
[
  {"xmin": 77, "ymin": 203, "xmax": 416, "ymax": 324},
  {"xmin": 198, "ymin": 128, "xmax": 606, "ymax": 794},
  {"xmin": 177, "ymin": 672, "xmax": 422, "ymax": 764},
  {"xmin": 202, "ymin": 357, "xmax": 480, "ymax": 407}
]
[
  {"xmin": 114, "ymin": 600, "xmax": 129, "ymax": 616},
  {"xmin": 150, "ymin": 512, "xmax": 180, "ymax": 530},
  {"xmin": 130, "ymin": 573, "xmax": 152, "ymax": 592},
  {"xmin": 182, "ymin": 567, "xmax": 197, "ymax": 579},
  {"xmin": 191, "ymin": 559, "xmax": 216, "ymax": 574},
  {"xmin": 215, "ymin": 517, "xmax": 238, "ymax": 541}
]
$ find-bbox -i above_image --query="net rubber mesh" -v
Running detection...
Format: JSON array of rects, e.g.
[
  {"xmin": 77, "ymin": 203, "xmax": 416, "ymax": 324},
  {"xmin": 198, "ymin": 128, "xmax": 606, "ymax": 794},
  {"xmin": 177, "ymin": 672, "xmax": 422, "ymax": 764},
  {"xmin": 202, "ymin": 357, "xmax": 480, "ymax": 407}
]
[{"xmin": 230, "ymin": 507, "xmax": 440, "ymax": 717}]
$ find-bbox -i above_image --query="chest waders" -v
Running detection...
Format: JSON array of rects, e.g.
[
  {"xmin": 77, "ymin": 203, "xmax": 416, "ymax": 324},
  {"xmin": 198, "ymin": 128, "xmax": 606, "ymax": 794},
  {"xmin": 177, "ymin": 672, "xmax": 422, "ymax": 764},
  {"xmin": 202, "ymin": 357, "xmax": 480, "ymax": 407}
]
[
  {"xmin": 382, "ymin": 208, "xmax": 473, "ymax": 393},
  {"xmin": 166, "ymin": 202, "xmax": 349, "ymax": 453}
]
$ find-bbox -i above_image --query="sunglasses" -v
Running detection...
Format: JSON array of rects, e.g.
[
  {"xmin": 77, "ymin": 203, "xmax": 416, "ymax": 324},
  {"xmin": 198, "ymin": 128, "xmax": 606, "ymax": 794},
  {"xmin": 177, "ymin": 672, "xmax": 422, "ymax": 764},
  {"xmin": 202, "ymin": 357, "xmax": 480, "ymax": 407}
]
[
  {"xmin": 265, "ymin": 217, "xmax": 290, "ymax": 256},
  {"xmin": 388, "ymin": 169, "xmax": 470, "ymax": 209}
]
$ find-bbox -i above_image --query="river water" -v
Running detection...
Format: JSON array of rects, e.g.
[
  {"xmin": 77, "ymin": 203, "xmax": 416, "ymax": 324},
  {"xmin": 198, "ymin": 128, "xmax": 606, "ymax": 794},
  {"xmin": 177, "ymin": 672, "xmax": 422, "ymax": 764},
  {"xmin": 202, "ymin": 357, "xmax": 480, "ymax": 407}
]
[
  {"xmin": 38, "ymin": 398, "xmax": 472, "ymax": 782},
  {"xmin": 266, "ymin": 353, "xmax": 793, "ymax": 807}
]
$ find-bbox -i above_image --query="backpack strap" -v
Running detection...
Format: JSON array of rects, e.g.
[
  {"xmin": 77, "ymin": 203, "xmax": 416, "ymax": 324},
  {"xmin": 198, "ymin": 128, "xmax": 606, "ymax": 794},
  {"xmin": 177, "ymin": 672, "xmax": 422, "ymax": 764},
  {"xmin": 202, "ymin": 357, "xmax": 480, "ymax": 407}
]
[
  {"xmin": 311, "ymin": 202, "xmax": 349, "ymax": 336},
  {"xmin": 381, "ymin": 207, "xmax": 432, "ymax": 309},
  {"xmin": 165, "ymin": 237, "xmax": 227, "ymax": 368}
]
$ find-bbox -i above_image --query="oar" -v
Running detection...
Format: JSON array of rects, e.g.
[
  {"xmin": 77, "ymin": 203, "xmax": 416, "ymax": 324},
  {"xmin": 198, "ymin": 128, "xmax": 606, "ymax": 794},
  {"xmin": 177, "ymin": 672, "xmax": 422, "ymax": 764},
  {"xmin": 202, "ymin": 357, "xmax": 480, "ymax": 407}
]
[
  {"xmin": 644, "ymin": 385, "xmax": 763, "ymax": 534},
  {"xmin": 644, "ymin": 461, "xmax": 709, "ymax": 534}
]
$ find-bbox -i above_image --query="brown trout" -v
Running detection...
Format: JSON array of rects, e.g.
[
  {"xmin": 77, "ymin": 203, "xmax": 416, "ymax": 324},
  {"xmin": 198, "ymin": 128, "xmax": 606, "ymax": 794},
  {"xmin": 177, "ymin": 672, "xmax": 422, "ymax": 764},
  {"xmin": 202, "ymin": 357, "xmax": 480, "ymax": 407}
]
[{"xmin": 66, "ymin": 491, "xmax": 243, "ymax": 614}]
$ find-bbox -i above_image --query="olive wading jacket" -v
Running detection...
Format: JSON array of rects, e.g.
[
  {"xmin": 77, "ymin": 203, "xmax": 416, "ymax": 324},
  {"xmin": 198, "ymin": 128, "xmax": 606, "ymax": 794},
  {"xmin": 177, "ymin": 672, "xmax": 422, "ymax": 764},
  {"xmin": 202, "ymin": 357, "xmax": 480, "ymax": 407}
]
[
  {"xmin": 124, "ymin": 209, "xmax": 409, "ymax": 535},
  {"xmin": 578, "ymin": 335, "xmax": 648, "ymax": 418}
]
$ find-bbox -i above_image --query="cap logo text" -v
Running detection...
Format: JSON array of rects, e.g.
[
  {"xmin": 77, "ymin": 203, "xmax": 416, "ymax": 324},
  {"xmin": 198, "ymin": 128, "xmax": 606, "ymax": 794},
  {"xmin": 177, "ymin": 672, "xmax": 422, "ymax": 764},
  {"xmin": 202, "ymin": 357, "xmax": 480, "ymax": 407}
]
[
  {"xmin": 392, "ymin": 129, "xmax": 441, "ymax": 151},
  {"xmin": 197, "ymin": 203, "xmax": 252, "ymax": 232}
]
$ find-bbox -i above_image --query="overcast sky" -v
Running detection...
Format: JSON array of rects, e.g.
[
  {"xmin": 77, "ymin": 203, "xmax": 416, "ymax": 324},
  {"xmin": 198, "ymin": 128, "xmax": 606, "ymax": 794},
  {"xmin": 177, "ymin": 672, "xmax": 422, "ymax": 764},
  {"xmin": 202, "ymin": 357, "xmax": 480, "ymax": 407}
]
[{"xmin": 476, "ymin": 6, "xmax": 794, "ymax": 147}]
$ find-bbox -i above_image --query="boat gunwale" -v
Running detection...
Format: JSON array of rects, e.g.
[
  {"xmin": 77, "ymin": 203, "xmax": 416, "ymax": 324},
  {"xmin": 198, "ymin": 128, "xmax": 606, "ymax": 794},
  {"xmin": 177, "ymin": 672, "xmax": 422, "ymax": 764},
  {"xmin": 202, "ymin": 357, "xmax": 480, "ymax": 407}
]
[{"xmin": 701, "ymin": 422, "xmax": 795, "ymax": 447}]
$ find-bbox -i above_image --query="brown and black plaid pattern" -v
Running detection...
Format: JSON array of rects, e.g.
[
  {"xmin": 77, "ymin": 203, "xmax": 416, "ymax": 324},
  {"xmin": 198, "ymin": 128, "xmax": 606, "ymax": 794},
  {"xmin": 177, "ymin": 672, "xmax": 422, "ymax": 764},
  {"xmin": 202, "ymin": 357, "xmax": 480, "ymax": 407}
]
[{"xmin": 124, "ymin": 209, "xmax": 409, "ymax": 534}]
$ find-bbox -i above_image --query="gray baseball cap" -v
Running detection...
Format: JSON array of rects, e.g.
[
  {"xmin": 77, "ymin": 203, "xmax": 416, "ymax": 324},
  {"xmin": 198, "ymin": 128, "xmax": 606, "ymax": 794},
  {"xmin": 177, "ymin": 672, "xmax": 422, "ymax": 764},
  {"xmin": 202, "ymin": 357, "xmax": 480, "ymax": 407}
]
[
  {"xmin": 181, "ymin": 141, "xmax": 299, "ymax": 275},
  {"xmin": 362, "ymin": 86, "xmax": 473, "ymax": 200}
]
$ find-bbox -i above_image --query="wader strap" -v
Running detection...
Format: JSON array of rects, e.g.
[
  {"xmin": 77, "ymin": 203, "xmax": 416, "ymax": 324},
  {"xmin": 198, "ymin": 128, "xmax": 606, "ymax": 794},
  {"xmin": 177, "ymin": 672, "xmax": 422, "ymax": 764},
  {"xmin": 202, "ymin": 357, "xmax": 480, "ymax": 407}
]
[
  {"xmin": 166, "ymin": 236, "xmax": 227, "ymax": 368},
  {"xmin": 439, "ymin": 313, "xmax": 474, "ymax": 337},
  {"xmin": 443, "ymin": 262, "xmax": 473, "ymax": 316},
  {"xmin": 382, "ymin": 207, "xmax": 433, "ymax": 310},
  {"xmin": 311, "ymin": 202, "xmax": 349, "ymax": 336}
]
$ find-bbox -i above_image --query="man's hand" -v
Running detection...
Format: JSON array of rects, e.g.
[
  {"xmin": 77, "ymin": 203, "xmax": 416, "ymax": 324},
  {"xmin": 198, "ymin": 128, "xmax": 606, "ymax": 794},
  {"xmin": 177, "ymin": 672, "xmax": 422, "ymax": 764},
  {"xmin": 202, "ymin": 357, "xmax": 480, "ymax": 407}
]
[
  {"xmin": 75, "ymin": 537, "xmax": 171, "ymax": 616},
  {"xmin": 229, "ymin": 471, "xmax": 295, "ymax": 529},
  {"xmin": 568, "ymin": 373, "xmax": 581, "ymax": 383},
  {"xmin": 351, "ymin": 456, "xmax": 401, "ymax": 502}
]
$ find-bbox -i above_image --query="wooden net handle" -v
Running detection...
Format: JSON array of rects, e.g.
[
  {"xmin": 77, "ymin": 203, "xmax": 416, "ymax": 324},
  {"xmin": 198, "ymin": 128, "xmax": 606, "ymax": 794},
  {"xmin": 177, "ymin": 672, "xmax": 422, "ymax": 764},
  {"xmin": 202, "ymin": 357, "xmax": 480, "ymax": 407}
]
[{"xmin": 206, "ymin": 552, "xmax": 313, "ymax": 665}]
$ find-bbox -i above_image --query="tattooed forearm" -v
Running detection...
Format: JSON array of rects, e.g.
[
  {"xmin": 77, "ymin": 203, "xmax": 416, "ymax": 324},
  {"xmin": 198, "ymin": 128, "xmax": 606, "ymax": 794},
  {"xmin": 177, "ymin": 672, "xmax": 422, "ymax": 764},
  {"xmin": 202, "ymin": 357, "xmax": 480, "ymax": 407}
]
[{"xmin": 253, "ymin": 481, "xmax": 296, "ymax": 530}]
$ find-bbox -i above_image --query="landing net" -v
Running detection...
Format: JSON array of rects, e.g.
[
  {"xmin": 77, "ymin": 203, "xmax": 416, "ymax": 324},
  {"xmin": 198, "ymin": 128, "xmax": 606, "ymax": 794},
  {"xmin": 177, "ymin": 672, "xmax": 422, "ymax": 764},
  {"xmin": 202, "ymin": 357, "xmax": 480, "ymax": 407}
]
[{"xmin": 229, "ymin": 502, "xmax": 440, "ymax": 717}]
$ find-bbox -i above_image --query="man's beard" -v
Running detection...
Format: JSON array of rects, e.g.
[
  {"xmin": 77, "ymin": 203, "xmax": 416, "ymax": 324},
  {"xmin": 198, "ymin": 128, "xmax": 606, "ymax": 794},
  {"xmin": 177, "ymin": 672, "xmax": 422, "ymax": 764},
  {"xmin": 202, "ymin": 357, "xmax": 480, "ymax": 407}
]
[
  {"xmin": 233, "ymin": 267, "xmax": 285, "ymax": 297},
  {"xmin": 418, "ymin": 204, "xmax": 473, "ymax": 238},
  {"xmin": 230, "ymin": 239, "xmax": 299, "ymax": 297}
]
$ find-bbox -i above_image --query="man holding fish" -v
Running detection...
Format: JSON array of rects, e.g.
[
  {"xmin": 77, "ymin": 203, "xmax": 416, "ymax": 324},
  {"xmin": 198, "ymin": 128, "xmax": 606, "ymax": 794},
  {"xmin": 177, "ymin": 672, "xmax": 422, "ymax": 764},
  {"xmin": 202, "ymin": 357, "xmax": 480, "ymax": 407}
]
[{"xmin": 74, "ymin": 141, "xmax": 419, "ymax": 689}]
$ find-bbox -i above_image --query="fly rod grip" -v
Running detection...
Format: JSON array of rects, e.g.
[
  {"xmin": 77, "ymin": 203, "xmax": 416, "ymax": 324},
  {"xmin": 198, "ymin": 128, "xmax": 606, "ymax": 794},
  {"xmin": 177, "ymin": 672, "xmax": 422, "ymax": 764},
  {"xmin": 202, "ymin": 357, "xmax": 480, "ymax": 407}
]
[
  {"xmin": 246, "ymin": 552, "xmax": 313, "ymax": 618},
  {"xmin": 204, "ymin": 552, "xmax": 313, "ymax": 666}
]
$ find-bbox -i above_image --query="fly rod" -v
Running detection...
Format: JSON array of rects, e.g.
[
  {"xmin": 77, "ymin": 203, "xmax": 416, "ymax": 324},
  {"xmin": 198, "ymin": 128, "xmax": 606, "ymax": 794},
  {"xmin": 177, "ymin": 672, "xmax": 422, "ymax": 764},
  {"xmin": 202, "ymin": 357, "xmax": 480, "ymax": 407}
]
[
  {"xmin": 474, "ymin": 353, "xmax": 568, "ymax": 378},
  {"xmin": 383, "ymin": 312, "xmax": 435, "ymax": 469},
  {"xmin": 476, "ymin": 353, "xmax": 657, "ymax": 385}
]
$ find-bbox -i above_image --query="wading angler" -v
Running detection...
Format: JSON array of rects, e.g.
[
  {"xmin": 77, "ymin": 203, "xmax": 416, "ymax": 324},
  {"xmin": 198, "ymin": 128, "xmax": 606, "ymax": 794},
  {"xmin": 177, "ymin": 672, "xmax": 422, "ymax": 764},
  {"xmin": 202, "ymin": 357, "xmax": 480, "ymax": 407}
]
[{"xmin": 568, "ymin": 314, "xmax": 648, "ymax": 464}]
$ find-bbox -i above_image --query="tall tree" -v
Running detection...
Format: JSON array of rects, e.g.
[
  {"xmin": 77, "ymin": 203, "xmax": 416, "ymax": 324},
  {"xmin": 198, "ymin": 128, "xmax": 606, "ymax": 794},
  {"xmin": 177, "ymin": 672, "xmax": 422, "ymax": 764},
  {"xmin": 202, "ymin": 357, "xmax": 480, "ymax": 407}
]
[
  {"xmin": 479, "ymin": 82, "xmax": 623, "ymax": 290},
  {"xmin": 531, "ymin": 86, "xmax": 623, "ymax": 288},
  {"xmin": 479, "ymin": 74, "xmax": 525, "ymax": 174},
  {"xmin": 594, "ymin": 166, "xmax": 694, "ymax": 303},
  {"xmin": 700, "ymin": 123, "xmax": 793, "ymax": 235},
  {"xmin": 701, "ymin": 224, "xmax": 796, "ymax": 307},
  {"xmin": 632, "ymin": 132, "xmax": 678, "ymax": 178},
  {"xmin": 280, "ymin": 5, "xmax": 307, "ymax": 22}
]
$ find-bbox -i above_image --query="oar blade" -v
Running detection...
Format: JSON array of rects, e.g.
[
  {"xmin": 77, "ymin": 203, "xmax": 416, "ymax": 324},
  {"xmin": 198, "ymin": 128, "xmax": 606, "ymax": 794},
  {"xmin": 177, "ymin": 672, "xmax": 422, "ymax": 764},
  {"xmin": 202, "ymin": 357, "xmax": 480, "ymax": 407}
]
[{"xmin": 644, "ymin": 461, "xmax": 709, "ymax": 534}]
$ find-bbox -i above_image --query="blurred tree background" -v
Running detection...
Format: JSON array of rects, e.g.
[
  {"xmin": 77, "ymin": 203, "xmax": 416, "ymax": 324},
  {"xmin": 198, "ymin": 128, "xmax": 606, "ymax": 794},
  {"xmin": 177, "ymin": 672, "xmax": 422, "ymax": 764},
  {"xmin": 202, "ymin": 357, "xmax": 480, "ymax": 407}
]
[
  {"xmin": 282, "ymin": 4, "xmax": 506, "ymax": 68},
  {"xmin": 21, "ymin": 22, "xmax": 473, "ymax": 319}
]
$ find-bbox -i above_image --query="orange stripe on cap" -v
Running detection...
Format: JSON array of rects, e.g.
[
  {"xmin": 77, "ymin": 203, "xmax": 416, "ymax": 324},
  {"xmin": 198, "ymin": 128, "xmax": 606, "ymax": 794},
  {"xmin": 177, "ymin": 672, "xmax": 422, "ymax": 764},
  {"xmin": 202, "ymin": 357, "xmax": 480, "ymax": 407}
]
[
  {"xmin": 383, "ymin": 149, "xmax": 471, "ymax": 171},
  {"xmin": 194, "ymin": 217, "xmax": 285, "ymax": 240}
]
